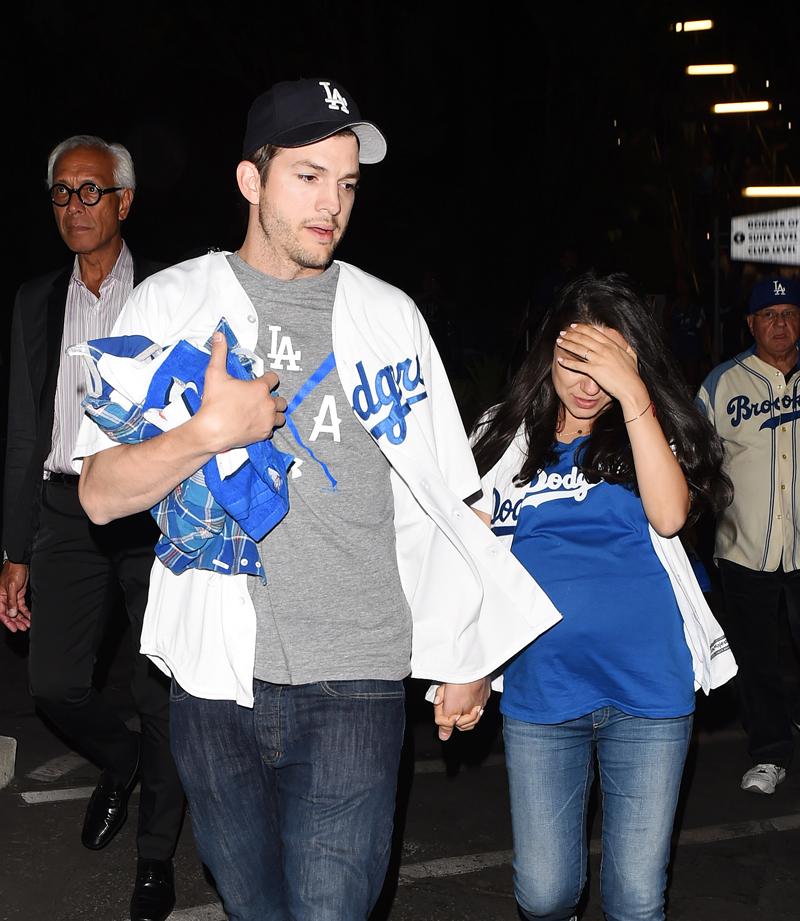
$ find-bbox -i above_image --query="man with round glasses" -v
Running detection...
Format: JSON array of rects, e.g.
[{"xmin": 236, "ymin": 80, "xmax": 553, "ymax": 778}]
[
  {"xmin": 697, "ymin": 275, "xmax": 800, "ymax": 796},
  {"xmin": 1, "ymin": 135, "xmax": 183, "ymax": 921}
]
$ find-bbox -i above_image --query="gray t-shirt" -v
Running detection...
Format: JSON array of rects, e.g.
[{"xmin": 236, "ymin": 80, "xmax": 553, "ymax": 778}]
[{"xmin": 227, "ymin": 254, "xmax": 412, "ymax": 684}]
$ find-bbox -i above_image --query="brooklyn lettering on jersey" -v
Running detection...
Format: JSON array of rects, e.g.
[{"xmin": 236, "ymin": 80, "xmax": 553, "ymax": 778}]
[
  {"xmin": 351, "ymin": 357, "xmax": 428, "ymax": 444},
  {"xmin": 726, "ymin": 391, "xmax": 800, "ymax": 429},
  {"xmin": 492, "ymin": 466, "xmax": 600, "ymax": 531}
]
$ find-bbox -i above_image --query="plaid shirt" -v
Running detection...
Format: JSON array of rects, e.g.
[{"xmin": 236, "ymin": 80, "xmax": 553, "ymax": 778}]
[{"xmin": 69, "ymin": 320, "xmax": 291, "ymax": 582}]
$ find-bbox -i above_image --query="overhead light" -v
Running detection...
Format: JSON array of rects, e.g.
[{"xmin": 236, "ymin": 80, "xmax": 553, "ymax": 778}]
[
  {"xmin": 687, "ymin": 64, "xmax": 736, "ymax": 76},
  {"xmin": 675, "ymin": 19, "xmax": 714, "ymax": 32},
  {"xmin": 742, "ymin": 186, "xmax": 800, "ymax": 198},
  {"xmin": 713, "ymin": 101, "xmax": 771, "ymax": 114}
]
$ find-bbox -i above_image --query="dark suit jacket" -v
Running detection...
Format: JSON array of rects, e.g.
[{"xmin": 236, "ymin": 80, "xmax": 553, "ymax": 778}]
[{"xmin": 3, "ymin": 254, "xmax": 163, "ymax": 563}]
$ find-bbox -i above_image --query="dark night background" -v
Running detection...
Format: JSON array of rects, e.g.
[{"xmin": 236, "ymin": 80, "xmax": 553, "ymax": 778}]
[{"xmin": 1, "ymin": 0, "xmax": 799, "ymax": 425}]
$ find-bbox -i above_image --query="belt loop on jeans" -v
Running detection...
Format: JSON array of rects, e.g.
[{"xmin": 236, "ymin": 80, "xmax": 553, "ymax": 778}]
[{"xmin": 44, "ymin": 471, "xmax": 80, "ymax": 486}]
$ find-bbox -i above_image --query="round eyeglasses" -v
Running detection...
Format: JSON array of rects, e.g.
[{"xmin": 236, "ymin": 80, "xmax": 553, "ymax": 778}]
[{"xmin": 50, "ymin": 182, "xmax": 123, "ymax": 207}]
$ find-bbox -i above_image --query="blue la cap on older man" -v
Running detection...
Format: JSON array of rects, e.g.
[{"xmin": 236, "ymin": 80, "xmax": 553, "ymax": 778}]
[{"xmin": 747, "ymin": 277, "xmax": 800, "ymax": 314}]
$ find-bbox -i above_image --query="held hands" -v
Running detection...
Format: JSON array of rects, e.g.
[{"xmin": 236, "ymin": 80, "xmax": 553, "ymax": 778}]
[
  {"xmin": 195, "ymin": 332, "xmax": 288, "ymax": 453},
  {"xmin": 556, "ymin": 324, "xmax": 647, "ymax": 407},
  {"xmin": 0, "ymin": 561, "xmax": 31, "ymax": 632},
  {"xmin": 434, "ymin": 677, "xmax": 492, "ymax": 741}
]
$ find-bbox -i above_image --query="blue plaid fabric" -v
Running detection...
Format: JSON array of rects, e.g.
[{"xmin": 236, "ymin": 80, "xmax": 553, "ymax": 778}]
[{"xmin": 71, "ymin": 319, "xmax": 292, "ymax": 582}]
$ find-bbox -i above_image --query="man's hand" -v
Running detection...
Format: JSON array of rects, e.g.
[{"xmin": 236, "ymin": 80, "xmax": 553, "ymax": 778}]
[
  {"xmin": 434, "ymin": 677, "xmax": 491, "ymax": 741},
  {"xmin": 194, "ymin": 332, "xmax": 288, "ymax": 453},
  {"xmin": 80, "ymin": 332, "xmax": 291, "ymax": 525},
  {"xmin": 0, "ymin": 561, "xmax": 31, "ymax": 632}
]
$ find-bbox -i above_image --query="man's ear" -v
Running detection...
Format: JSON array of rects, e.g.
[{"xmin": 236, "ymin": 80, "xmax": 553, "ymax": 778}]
[
  {"xmin": 746, "ymin": 315, "xmax": 755, "ymax": 339},
  {"xmin": 118, "ymin": 188, "xmax": 133, "ymax": 222},
  {"xmin": 236, "ymin": 161, "xmax": 261, "ymax": 206}
]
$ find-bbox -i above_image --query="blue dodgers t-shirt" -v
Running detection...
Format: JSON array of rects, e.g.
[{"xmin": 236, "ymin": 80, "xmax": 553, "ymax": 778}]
[{"xmin": 502, "ymin": 437, "xmax": 695, "ymax": 724}]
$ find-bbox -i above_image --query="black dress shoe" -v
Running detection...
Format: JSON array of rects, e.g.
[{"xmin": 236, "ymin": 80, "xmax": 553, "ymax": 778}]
[
  {"xmin": 130, "ymin": 859, "xmax": 176, "ymax": 921},
  {"xmin": 81, "ymin": 745, "xmax": 140, "ymax": 850}
]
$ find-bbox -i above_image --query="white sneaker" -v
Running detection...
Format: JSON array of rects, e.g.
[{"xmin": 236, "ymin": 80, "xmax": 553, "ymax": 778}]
[{"xmin": 741, "ymin": 763, "xmax": 786, "ymax": 794}]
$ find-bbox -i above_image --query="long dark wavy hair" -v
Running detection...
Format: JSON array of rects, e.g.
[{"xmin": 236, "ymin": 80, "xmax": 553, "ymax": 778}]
[{"xmin": 472, "ymin": 272, "xmax": 732, "ymax": 521}]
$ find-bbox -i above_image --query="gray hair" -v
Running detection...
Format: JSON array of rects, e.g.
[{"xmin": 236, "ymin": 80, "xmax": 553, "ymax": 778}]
[{"xmin": 46, "ymin": 135, "xmax": 136, "ymax": 190}]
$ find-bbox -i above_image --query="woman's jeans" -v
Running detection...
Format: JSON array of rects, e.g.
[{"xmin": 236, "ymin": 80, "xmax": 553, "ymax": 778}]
[
  {"xmin": 504, "ymin": 707, "xmax": 693, "ymax": 921},
  {"xmin": 169, "ymin": 677, "xmax": 406, "ymax": 921}
]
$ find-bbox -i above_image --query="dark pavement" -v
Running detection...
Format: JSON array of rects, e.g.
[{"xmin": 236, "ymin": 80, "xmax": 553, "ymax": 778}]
[{"xmin": 1, "ymin": 626, "xmax": 800, "ymax": 921}]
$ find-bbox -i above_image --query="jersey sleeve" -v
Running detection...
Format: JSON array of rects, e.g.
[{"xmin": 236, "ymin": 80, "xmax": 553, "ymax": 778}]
[{"xmin": 694, "ymin": 381, "xmax": 714, "ymax": 427}]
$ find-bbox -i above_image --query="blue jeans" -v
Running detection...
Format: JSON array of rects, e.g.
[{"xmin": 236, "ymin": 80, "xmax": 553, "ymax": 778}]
[
  {"xmin": 169, "ymin": 678, "xmax": 405, "ymax": 921},
  {"xmin": 504, "ymin": 707, "xmax": 693, "ymax": 921}
]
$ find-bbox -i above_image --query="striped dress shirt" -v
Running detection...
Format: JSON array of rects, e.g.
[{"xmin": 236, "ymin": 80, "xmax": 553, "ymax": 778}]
[{"xmin": 44, "ymin": 242, "xmax": 135, "ymax": 475}]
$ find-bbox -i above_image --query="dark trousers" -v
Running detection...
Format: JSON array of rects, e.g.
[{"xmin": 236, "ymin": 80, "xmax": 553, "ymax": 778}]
[
  {"xmin": 718, "ymin": 558, "xmax": 800, "ymax": 768},
  {"xmin": 28, "ymin": 480, "xmax": 184, "ymax": 860}
]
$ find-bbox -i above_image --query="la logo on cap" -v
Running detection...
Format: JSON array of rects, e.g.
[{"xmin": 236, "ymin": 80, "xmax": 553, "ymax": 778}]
[
  {"xmin": 319, "ymin": 81, "xmax": 349, "ymax": 114},
  {"xmin": 774, "ymin": 280, "xmax": 787, "ymax": 296}
]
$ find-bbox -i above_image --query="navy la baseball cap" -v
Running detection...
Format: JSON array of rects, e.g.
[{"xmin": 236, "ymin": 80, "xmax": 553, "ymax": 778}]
[
  {"xmin": 242, "ymin": 78, "xmax": 387, "ymax": 163},
  {"xmin": 748, "ymin": 277, "xmax": 800, "ymax": 314}
]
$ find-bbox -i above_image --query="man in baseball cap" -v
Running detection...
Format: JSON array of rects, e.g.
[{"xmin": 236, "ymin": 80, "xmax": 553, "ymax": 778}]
[
  {"xmin": 697, "ymin": 274, "xmax": 800, "ymax": 797},
  {"xmin": 76, "ymin": 77, "xmax": 549, "ymax": 918}
]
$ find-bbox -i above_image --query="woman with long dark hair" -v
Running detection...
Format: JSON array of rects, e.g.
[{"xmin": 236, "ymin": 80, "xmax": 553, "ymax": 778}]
[{"xmin": 472, "ymin": 273, "xmax": 734, "ymax": 921}]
